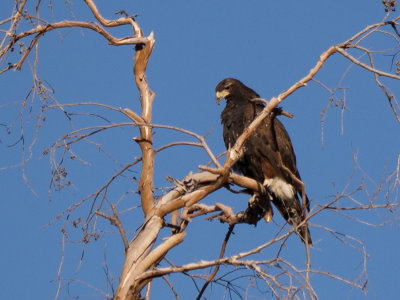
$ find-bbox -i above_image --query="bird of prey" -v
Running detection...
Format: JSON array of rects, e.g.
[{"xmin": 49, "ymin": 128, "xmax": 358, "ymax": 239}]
[{"xmin": 215, "ymin": 78, "xmax": 312, "ymax": 245}]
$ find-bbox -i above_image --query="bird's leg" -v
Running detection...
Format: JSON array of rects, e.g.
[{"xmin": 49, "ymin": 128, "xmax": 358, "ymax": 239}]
[
  {"xmin": 243, "ymin": 193, "xmax": 263, "ymax": 225},
  {"xmin": 245, "ymin": 192, "xmax": 273, "ymax": 224},
  {"xmin": 259, "ymin": 193, "xmax": 274, "ymax": 223}
]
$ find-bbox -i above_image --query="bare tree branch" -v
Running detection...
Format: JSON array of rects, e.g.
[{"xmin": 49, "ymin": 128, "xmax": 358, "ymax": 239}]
[{"xmin": 2, "ymin": 2, "xmax": 400, "ymax": 300}]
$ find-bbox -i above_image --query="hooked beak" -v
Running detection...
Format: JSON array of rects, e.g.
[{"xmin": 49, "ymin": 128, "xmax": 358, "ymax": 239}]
[{"xmin": 215, "ymin": 90, "xmax": 230, "ymax": 105}]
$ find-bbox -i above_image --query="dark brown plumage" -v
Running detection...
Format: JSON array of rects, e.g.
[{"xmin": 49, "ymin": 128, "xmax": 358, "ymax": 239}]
[{"xmin": 216, "ymin": 78, "xmax": 312, "ymax": 245}]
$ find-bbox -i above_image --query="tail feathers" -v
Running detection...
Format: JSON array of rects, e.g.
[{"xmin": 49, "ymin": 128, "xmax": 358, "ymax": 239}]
[
  {"xmin": 297, "ymin": 223, "xmax": 312, "ymax": 246},
  {"xmin": 271, "ymin": 194, "xmax": 312, "ymax": 245},
  {"xmin": 285, "ymin": 211, "xmax": 312, "ymax": 245}
]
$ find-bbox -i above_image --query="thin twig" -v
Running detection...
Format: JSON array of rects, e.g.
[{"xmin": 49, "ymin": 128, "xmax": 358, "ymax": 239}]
[
  {"xmin": 196, "ymin": 224, "xmax": 235, "ymax": 300},
  {"xmin": 95, "ymin": 204, "xmax": 129, "ymax": 252}
]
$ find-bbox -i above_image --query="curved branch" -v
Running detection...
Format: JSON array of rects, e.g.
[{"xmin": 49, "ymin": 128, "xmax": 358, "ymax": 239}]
[
  {"xmin": 336, "ymin": 46, "xmax": 400, "ymax": 80},
  {"xmin": 130, "ymin": 122, "xmax": 221, "ymax": 168}
]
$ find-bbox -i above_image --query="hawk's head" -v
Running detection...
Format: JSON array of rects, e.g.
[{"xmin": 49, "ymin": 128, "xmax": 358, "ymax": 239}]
[{"xmin": 215, "ymin": 78, "xmax": 259, "ymax": 104}]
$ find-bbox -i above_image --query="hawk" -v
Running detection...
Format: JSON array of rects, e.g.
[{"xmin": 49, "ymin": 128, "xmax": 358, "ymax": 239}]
[{"xmin": 216, "ymin": 78, "xmax": 312, "ymax": 244}]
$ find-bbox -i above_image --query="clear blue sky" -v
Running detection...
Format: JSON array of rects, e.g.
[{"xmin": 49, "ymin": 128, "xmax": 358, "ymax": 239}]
[{"xmin": 1, "ymin": 1, "xmax": 399, "ymax": 299}]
